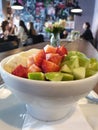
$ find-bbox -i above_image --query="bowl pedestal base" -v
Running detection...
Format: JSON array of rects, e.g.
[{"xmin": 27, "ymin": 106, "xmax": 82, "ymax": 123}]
[{"xmin": 26, "ymin": 103, "xmax": 76, "ymax": 122}]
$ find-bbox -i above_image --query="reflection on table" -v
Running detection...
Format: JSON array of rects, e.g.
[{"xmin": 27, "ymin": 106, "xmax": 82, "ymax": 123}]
[{"xmin": 0, "ymin": 84, "xmax": 98, "ymax": 130}]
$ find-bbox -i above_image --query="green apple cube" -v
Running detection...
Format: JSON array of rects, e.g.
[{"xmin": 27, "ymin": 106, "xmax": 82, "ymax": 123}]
[
  {"xmin": 60, "ymin": 64, "xmax": 72, "ymax": 73},
  {"xmin": 90, "ymin": 58, "xmax": 98, "ymax": 63},
  {"xmin": 76, "ymin": 51, "xmax": 87, "ymax": 58},
  {"xmin": 79, "ymin": 56, "xmax": 90, "ymax": 68},
  {"xmin": 88, "ymin": 58, "xmax": 98, "ymax": 71},
  {"xmin": 62, "ymin": 73, "xmax": 74, "ymax": 81},
  {"xmin": 67, "ymin": 51, "xmax": 86, "ymax": 58},
  {"xmin": 86, "ymin": 69, "xmax": 97, "ymax": 77},
  {"xmin": 89, "ymin": 62, "xmax": 98, "ymax": 70},
  {"xmin": 72, "ymin": 67, "xmax": 86, "ymax": 79},
  {"xmin": 45, "ymin": 72, "xmax": 63, "ymax": 81},
  {"xmin": 66, "ymin": 56, "xmax": 79, "ymax": 69},
  {"xmin": 67, "ymin": 51, "xmax": 77, "ymax": 57},
  {"xmin": 64, "ymin": 51, "xmax": 77, "ymax": 61},
  {"xmin": 28, "ymin": 72, "xmax": 45, "ymax": 80}
]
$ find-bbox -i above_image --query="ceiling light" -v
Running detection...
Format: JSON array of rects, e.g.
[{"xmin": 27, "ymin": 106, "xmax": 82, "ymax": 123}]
[
  {"xmin": 71, "ymin": 1, "xmax": 83, "ymax": 13},
  {"xmin": 11, "ymin": 0, "xmax": 24, "ymax": 10}
]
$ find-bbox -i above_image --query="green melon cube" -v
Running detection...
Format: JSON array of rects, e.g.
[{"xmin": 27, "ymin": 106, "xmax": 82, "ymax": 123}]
[
  {"xmin": 62, "ymin": 73, "xmax": 74, "ymax": 81},
  {"xmin": 60, "ymin": 64, "xmax": 72, "ymax": 73},
  {"xmin": 45, "ymin": 72, "xmax": 63, "ymax": 81},
  {"xmin": 72, "ymin": 67, "xmax": 86, "ymax": 79},
  {"xmin": 28, "ymin": 72, "xmax": 45, "ymax": 80}
]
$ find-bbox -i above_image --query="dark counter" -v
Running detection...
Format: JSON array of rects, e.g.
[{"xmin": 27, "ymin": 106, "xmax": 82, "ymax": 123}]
[{"xmin": 0, "ymin": 39, "xmax": 98, "ymax": 61}]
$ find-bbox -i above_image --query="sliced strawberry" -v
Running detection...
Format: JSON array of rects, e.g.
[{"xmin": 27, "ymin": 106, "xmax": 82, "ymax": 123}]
[
  {"xmin": 56, "ymin": 45, "xmax": 68, "ymax": 56},
  {"xmin": 12, "ymin": 64, "xmax": 28, "ymax": 78},
  {"xmin": 28, "ymin": 64, "xmax": 42, "ymax": 73},
  {"xmin": 27, "ymin": 49, "xmax": 45, "ymax": 67},
  {"xmin": 41, "ymin": 60, "xmax": 60, "ymax": 73},
  {"xmin": 44, "ymin": 44, "xmax": 57, "ymax": 53},
  {"xmin": 46, "ymin": 53, "xmax": 63, "ymax": 65}
]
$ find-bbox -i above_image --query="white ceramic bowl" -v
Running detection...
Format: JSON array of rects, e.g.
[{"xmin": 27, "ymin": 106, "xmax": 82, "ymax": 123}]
[{"xmin": 0, "ymin": 55, "xmax": 98, "ymax": 121}]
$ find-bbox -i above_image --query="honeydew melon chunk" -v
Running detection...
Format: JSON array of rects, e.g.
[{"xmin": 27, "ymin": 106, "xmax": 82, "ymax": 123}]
[
  {"xmin": 62, "ymin": 73, "xmax": 74, "ymax": 81},
  {"xmin": 28, "ymin": 72, "xmax": 45, "ymax": 80},
  {"xmin": 79, "ymin": 56, "xmax": 90, "ymax": 68},
  {"xmin": 65, "ymin": 51, "xmax": 86, "ymax": 62},
  {"xmin": 67, "ymin": 51, "xmax": 86, "ymax": 58},
  {"xmin": 72, "ymin": 67, "xmax": 86, "ymax": 79},
  {"xmin": 66, "ymin": 56, "xmax": 79, "ymax": 69},
  {"xmin": 60, "ymin": 64, "xmax": 72, "ymax": 73},
  {"xmin": 88, "ymin": 58, "xmax": 98, "ymax": 71},
  {"xmin": 86, "ymin": 69, "xmax": 97, "ymax": 77},
  {"xmin": 88, "ymin": 62, "xmax": 98, "ymax": 70},
  {"xmin": 45, "ymin": 72, "xmax": 63, "ymax": 81},
  {"xmin": 76, "ymin": 51, "xmax": 87, "ymax": 58}
]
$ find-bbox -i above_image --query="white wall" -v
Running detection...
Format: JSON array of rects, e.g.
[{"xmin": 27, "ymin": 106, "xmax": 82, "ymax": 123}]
[
  {"xmin": 74, "ymin": 0, "xmax": 95, "ymax": 35},
  {"xmin": 92, "ymin": 0, "xmax": 98, "ymax": 37}
]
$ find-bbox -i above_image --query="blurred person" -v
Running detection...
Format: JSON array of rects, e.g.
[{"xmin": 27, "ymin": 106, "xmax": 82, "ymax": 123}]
[
  {"xmin": 60, "ymin": 29, "xmax": 68, "ymax": 39},
  {"xmin": 16, "ymin": 20, "xmax": 29, "ymax": 46},
  {"xmin": 28, "ymin": 22, "xmax": 37, "ymax": 36},
  {"xmin": 28, "ymin": 22, "xmax": 44, "ymax": 44},
  {"xmin": 1, "ymin": 20, "xmax": 10, "ymax": 40},
  {"xmin": 8, "ymin": 20, "xmax": 16, "ymax": 35},
  {"xmin": 80, "ymin": 22, "xmax": 94, "ymax": 46},
  {"xmin": 94, "ymin": 28, "xmax": 98, "ymax": 49},
  {"xmin": 0, "ymin": 20, "xmax": 19, "ymax": 44},
  {"xmin": 1, "ymin": 20, "xmax": 18, "ymax": 41}
]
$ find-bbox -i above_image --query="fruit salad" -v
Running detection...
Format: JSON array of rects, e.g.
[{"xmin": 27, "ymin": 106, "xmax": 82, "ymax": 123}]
[{"xmin": 4, "ymin": 44, "xmax": 98, "ymax": 81}]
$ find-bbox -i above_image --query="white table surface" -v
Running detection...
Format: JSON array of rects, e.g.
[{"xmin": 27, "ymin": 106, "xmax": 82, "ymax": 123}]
[{"xmin": 0, "ymin": 84, "xmax": 98, "ymax": 130}]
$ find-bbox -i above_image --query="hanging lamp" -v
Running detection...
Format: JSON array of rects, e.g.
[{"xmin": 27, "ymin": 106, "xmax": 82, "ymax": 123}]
[
  {"xmin": 11, "ymin": 0, "xmax": 24, "ymax": 10},
  {"xmin": 71, "ymin": 1, "xmax": 83, "ymax": 13}
]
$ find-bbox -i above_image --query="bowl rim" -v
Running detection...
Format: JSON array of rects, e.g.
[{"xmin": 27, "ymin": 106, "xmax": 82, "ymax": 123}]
[{"xmin": 0, "ymin": 54, "xmax": 98, "ymax": 85}]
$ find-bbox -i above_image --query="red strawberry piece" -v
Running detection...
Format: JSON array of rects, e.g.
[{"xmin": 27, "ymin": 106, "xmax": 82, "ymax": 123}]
[
  {"xmin": 27, "ymin": 49, "xmax": 45, "ymax": 67},
  {"xmin": 12, "ymin": 64, "xmax": 28, "ymax": 78},
  {"xmin": 46, "ymin": 53, "xmax": 63, "ymax": 65},
  {"xmin": 44, "ymin": 44, "xmax": 57, "ymax": 53},
  {"xmin": 57, "ymin": 45, "xmax": 68, "ymax": 56},
  {"xmin": 28, "ymin": 64, "xmax": 42, "ymax": 72},
  {"xmin": 41, "ymin": 60, "xmax": 60, "ymax": 73}
]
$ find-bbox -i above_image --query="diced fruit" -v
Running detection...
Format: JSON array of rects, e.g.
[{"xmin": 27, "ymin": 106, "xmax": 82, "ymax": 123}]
[
  {"xmin": 46, "ymin": 53, "xmax": 63, "ymax": 65},
  {"xmin": 60, "ymin": 64, "xmax": 72, "ymax": 73},
  {"xmin": 27, "ymin": 55, "xmax": 34, "ymax": 67},
  {"xmin": 27, "ymin": 50, "xmax": 45, "ymax": 67},
  {"xmin": 65, "ymin": 56, "xmax": 79, "ymax": 69},
  {"xmin": 86, "ymin": 69, "xmax": 97, "ymax": 77},
  {"xmin": 62, "ymin": 73, "xmax": 74, "ymax": 81},
  {"xmin": 56, "ymin": 45, "xmax": 68, "ymax": 56},
  {"xmin": 70, "ymin": 56, "xmax": 79, "ymax": 68},
  {"xmin": 45, "ymin": 72, "xmax": 63, "ymax": 81},
  {"xmin": 72, "ymin": 67, "xmax": 86, "ymax": 79},
  {"xmin": 42, "ymin": 60, "xmax": 60, "ymax": 73},
  {"xmin": 28, "ymin": 72, "xmax": 45, "ymax": 80},
  {"xmin": 12, "ymin": 64, "xmax": 27, "ymax": 78},
  {"xmin": 10, "ymin": 46, "xmax": 98, "ymax": 81},
  {"xmin": 79, "ymin": 56, "xmax": 90, "ymax": 68},
  {"xmin": 68, "ymin": 51, "xmax": 86, "ymax": 58},
  {"xmin": 28, "ymin": 64, "xmax": 42, "ymax": 72},
  {"xmin": 44, "ymin": 44, "xmax": 57, "ymax": 53},
  {"xmin": 88, "ymin": 58, "xmax": 98, "ymax": 71}
]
